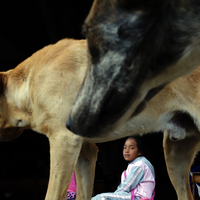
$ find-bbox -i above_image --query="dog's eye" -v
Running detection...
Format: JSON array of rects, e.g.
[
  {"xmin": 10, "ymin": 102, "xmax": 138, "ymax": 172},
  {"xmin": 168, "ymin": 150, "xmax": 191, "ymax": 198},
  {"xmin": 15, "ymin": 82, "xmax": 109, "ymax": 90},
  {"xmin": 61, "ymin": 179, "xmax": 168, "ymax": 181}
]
[{"xmin": 82, "ymin": 26, "xmax": 89, "ymax": 37}]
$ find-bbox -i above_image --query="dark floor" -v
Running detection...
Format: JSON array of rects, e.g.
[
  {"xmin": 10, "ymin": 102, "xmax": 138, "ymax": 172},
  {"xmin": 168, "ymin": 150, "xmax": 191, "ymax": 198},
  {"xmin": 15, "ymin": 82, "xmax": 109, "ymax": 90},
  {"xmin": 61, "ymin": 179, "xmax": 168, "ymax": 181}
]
[
  {"xmin": 1, "ymin": 192, "xmax": 199, "ymax": 200},
  {"xmin": 0, "ymin": 176, "xmax": 48, "ymax": 200},
  {"xmin": 0, "ymin": 193, "xmax": 46, "ymax": 200},
  {"xmin": 0, "ymin": 179, "xmax": 199, "ymax": 200}
]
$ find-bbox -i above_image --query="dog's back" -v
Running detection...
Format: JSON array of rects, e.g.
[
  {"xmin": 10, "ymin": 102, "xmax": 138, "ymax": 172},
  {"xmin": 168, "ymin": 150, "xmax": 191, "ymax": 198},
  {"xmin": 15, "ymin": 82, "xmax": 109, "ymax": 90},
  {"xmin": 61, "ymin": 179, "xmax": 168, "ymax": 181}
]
[{"xmin": 0, "ymin": 38, "xmax": 87, "ymax": 139}]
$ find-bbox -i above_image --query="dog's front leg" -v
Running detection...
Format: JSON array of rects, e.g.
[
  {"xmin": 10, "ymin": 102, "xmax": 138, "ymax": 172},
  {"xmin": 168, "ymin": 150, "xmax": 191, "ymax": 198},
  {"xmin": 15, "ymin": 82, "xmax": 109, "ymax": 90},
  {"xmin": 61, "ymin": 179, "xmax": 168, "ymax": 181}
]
[
  {"xmin": 163, "ymin": 130, "xmax": 200, "ymax": 200},
  {"xmin": 75, "ymin": 142, "xmax": 98, "ymax": 200},
  {"xmin": 45, "ymin": 130, "xmax": 83, "ymax": 200}
]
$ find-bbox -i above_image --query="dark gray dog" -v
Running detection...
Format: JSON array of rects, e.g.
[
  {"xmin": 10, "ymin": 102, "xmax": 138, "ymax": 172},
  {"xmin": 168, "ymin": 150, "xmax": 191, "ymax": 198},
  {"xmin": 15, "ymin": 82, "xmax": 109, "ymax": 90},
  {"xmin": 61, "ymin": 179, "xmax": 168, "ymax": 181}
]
[{"xmin": 67, "ymin": 0, "xmax": 200, "ymax": 138}]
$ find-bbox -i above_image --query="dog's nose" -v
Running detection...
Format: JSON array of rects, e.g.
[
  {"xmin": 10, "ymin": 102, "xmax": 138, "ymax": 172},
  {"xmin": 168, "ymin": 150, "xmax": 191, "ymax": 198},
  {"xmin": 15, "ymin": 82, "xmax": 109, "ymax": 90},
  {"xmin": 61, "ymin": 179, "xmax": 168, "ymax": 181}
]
[{"xmin": 66, "ymin": 116, "xmax": 72, "ymax": 132}]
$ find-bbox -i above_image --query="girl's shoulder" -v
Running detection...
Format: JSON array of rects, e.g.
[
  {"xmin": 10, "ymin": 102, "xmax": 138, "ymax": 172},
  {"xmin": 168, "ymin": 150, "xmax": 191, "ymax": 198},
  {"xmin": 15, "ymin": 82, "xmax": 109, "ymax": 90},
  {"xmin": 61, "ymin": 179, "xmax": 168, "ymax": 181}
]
[
  {"xmin": 126, "ymin": 157, "xmax": 145, "ymax": 171},
  {"xmin": 128, "ymin": 156, "xmax": 155, "ymax": 175},
  {"xmin": 129, "ymin": 156, "xmax": 149, "ymax": 165}
]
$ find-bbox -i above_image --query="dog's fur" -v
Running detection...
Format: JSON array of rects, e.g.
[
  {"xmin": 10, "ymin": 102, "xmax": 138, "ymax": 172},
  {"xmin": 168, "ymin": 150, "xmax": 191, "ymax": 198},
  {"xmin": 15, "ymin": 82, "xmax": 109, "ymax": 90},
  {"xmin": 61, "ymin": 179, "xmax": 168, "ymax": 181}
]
[
  {"xmin": 68, "ymin": 0, "xmax": 200, "ymax": 139},
  {"xmin": 0, "ymin": 38, "xmax": 99, "ymax": 200}
]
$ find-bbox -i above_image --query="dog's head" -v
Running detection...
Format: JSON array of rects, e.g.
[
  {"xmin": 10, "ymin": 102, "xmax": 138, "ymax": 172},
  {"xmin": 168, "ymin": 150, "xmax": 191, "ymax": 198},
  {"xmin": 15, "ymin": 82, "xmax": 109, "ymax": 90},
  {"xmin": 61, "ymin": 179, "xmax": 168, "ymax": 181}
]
[
  {"xmin": 67, "ymin": 0, "xmax": 200, "ymax": 138},
  {"xmin": 0, "ymin": 72, "xmax": 23, "ymax": 141}
]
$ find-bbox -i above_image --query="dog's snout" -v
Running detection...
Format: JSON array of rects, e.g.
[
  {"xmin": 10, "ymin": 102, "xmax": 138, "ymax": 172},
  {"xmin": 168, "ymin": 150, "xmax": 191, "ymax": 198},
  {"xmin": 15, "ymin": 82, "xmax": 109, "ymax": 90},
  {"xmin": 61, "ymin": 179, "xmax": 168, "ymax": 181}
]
[{"xmin": 66, "ymin": 116, "xmax": 72, "ymax": 132}]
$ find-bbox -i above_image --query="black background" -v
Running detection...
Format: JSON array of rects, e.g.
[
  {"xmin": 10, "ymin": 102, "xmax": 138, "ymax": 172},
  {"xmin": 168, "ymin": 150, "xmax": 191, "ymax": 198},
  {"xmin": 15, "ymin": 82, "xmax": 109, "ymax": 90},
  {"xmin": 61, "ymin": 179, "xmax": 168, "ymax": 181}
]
[{"xmin": 0, "ymin": 1, "xmax": 198, "ymax": 199}]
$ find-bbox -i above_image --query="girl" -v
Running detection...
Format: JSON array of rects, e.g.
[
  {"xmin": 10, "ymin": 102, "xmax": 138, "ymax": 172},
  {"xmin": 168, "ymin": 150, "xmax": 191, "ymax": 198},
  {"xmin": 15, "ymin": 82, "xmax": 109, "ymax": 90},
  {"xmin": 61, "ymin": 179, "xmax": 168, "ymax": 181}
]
[{"xmin": 92, "ymin": 136, "xmax": 155, "ymax": 200}]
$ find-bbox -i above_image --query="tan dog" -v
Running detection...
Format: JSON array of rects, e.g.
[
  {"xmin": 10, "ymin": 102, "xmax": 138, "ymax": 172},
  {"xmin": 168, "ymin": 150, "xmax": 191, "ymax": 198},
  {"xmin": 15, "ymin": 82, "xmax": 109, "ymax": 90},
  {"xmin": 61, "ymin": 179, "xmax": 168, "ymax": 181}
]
[
  {"xmin": 1, "ymin": 37, "xmax": 200, "ymax": 200},
  {"xmin": 68, "ymin": 0, "xmax": 200, "ymax": 139},
  {"xmin": 0, "ymin": 38, "xmax": 98, "ymax": 200}
]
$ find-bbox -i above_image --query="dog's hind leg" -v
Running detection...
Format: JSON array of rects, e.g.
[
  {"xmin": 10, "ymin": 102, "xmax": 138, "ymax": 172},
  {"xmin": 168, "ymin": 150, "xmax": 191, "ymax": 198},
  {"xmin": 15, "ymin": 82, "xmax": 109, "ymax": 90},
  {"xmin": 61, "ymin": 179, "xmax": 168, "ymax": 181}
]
[
  {"xmin": 45, "ymin": 129, "xmax": 83, "ymax": 200},
  {"xmin": 75, "ymin": 142, "xmax": 98, "ymax": 200},
  {"xmin": 163, "ymin": 130, "xmax": 200, "ymax": 200}
]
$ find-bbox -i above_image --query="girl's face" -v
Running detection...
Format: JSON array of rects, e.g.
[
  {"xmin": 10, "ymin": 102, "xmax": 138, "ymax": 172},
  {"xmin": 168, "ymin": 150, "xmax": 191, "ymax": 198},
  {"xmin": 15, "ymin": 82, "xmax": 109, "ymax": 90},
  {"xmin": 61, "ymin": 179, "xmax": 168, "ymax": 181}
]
[{"xmin": 123, "ymin": 138, "xmax": 141, "ymax": 162}]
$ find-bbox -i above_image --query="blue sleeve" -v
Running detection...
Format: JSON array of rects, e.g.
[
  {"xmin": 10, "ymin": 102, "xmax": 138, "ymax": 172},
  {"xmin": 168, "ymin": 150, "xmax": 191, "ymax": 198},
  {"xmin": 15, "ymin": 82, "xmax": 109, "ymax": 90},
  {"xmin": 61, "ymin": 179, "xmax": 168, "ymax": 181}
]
[{"xmin": 115, "ymin": 166, "xmax": 144, "ymax": 193}]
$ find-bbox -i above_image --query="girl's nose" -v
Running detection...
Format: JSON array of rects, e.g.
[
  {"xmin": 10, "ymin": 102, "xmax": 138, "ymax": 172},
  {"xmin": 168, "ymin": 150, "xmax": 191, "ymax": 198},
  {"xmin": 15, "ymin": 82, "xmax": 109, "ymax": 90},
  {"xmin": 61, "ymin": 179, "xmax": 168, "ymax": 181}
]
[{"xmin": 125, "ymin": 148, "xmax": 129, "ymax": 152}]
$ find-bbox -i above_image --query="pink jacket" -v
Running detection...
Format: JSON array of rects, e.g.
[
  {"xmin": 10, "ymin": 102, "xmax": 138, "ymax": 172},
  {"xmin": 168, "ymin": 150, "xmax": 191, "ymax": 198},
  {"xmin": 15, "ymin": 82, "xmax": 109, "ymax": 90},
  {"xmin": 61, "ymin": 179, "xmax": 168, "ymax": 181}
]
[{"xmin": 121, "ymin": 158, "xmax": 155, "ymax": 199}]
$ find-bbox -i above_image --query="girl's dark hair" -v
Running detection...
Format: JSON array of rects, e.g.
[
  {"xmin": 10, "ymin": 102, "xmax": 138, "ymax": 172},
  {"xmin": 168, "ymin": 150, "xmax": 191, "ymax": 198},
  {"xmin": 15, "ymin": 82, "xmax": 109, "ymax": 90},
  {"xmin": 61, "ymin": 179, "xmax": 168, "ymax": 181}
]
[{"xmin": 126, "ymin": 135, "xmax": 144, "ymax": 155}]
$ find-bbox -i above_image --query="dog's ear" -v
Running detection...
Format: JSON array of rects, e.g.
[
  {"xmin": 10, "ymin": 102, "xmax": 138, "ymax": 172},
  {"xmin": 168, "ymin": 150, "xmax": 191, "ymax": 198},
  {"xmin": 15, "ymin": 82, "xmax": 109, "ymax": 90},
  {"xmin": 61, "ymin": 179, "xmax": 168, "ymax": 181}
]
[{"xmin": 0, "ymin": 72, "xmax": 8, "ymax": 95}]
